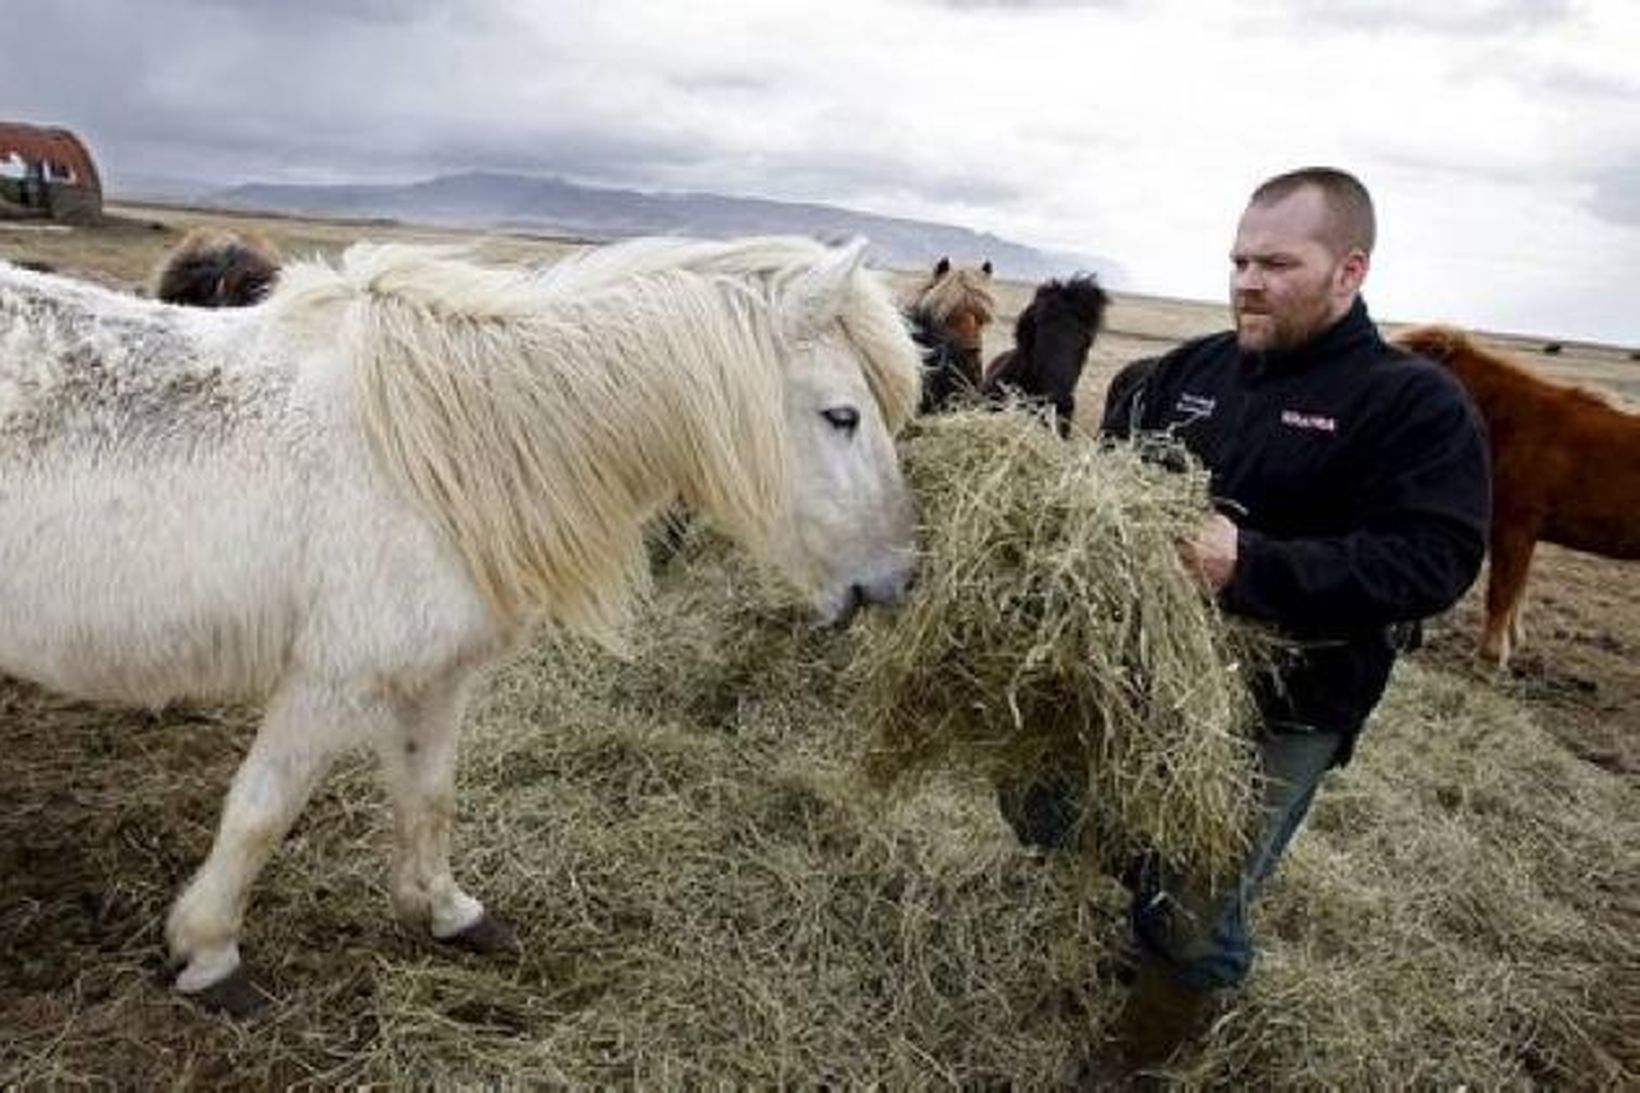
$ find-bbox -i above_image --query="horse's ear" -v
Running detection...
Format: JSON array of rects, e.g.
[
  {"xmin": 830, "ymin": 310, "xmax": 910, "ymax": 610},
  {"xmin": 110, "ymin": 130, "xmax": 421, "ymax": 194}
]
[
  {"xmin": 782, "ymin": 237, "xmax": 867, "ymax": 343},
  {"xmin": 981, "ymin": 260, "xmax": 993, "ymax": 277},
  {"xmin": 934, "ymin": 257, "xmax": 950, "ymax": 277}
]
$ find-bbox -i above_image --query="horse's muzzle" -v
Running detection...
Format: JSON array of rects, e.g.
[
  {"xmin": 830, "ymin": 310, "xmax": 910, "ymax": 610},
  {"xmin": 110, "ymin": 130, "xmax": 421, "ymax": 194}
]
[{"xmin": 822, "ymin": 564, "xmax": 915, "ymax": 627}]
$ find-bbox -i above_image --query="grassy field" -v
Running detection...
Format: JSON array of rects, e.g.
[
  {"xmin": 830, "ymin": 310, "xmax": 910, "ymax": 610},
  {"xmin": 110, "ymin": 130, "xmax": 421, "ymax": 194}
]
[{"xmin": 2, "ymin": 206, "xmax": 1637, "ymax": 1087}]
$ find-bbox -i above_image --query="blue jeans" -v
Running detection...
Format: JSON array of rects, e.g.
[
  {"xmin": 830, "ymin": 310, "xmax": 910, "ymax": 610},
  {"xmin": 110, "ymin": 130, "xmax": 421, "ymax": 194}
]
[{"xmin": 1131, "ymin": 723, "xmax": 1345, "ymax": 990}]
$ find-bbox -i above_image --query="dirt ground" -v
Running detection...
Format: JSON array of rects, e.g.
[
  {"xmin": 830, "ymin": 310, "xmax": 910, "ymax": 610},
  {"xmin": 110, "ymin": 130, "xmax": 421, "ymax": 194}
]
[{"xmin": 2, "ymin": 205, "xmax": 1636, "ymax": 1086}]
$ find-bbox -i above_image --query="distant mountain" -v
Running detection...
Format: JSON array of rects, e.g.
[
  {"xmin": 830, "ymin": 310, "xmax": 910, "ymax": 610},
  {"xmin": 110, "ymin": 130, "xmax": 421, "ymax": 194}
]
[
  {"xmin": 205, "ymin": 171, "xmax": 1123, "ymax": 284},
  {"xmin": 108, "ymin": 171, "xmax": 220, "ymax": 205}
]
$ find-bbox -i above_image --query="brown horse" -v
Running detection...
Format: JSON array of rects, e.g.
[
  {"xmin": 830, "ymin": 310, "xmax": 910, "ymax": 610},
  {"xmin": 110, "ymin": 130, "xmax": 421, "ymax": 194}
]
[
  {"xmin": 151, "ymin": 227, "xmax": 281, "ymax": 307},
  {"xmin": 904, "ymin": 256, "xmax": 995, "ymax": 413},
  {"xmin": 1394, "ymin": 325, "xmax": 1640, "ymax": 665}
]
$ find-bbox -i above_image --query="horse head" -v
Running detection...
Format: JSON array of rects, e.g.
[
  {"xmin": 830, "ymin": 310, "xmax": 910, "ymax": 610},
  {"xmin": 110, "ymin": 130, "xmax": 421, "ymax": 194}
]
[
  {"xmin": 153, "ymin": 227, "xmax": 281, "ymax": 308},
  {"xmin": 766, "ymin": 239, "xmax": 919, "ymax": 623},
  {"xmin": 908, "ymin": 256, "xmax": 995, "ymax": 413}
]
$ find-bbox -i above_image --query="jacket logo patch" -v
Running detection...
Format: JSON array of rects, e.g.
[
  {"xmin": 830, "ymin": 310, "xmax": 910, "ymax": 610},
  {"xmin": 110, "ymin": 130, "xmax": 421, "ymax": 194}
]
[
  {"xmin": 1174, "ymin": 392, "xmax": 1216, "ymax": 418},
  {"xmin": 1281, "ymin": 409, "xmax": 1338, "ymax": 432}
]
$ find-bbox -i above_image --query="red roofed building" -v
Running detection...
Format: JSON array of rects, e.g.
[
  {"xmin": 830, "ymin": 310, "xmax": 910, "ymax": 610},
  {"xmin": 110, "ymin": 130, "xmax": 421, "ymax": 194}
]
[{"xmin": 0, "ymin": 122, "xmax": 103, "ymax": 222}]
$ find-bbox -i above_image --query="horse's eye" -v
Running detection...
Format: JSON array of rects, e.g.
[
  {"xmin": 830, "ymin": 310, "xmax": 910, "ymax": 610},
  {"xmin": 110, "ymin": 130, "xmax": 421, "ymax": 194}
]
[{"xmin": 822, "ymin": 406, "xmax": 860, "ymax": 434}]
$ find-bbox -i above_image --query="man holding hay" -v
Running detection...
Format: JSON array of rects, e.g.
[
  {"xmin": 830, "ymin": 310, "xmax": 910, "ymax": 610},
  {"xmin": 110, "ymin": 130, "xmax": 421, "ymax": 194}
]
[{"xmin": 1087, "ymin": 167, "xmax": 1492, "ymax": 1066}]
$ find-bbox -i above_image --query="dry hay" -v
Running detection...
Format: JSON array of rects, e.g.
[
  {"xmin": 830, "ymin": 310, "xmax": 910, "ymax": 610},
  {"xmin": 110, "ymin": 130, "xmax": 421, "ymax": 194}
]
[
  {"xmin": 1178, "ymin": 659, "xmax": 1640, "ymax": 1087},
  {"xmin": 0, "ymin": 545, "xmax": 1119, "ymax": 1087},
  {"xmin": 853, "ymin": 409, "xmax": 1269, "ymax": 885},
  {"xmin": 2, "ymin": 505, "xmax": 1636, "ymax": 1087}
]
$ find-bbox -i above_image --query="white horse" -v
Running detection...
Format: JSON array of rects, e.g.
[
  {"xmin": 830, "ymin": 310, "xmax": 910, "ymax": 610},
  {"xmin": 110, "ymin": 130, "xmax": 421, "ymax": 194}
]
[{"xmin": 0, "ymin": 235, "xmax": 920, "ymax": 1011}]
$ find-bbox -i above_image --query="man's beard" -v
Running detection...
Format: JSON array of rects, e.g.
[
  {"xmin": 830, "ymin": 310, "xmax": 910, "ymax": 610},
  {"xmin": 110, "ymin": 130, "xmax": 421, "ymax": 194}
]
[{"xmin": 1234, "ymin": 284, "xmax": 1337, "ymax": 353}]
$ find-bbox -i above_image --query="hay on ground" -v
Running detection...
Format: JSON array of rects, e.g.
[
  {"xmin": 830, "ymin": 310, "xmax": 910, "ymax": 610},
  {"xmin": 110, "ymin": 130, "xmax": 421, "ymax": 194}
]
[
  {"xmin": 2, "ymin": 538, "xmax": 1635, "ymax": 1086},
  {"xmin": 852, "ymin": 409, "xmax": 1272, "ymax": 884}
]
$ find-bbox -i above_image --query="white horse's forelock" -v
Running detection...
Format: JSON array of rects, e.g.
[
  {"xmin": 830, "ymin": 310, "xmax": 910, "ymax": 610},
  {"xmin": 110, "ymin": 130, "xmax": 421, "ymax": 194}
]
[{"xmin": 263, "ymin": 239, "xmax": 918, "ymax": 644}]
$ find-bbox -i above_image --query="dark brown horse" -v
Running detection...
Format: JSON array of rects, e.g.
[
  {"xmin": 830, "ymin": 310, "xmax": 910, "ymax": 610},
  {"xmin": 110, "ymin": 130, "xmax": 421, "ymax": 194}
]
[
  {"xmin": 1394, "ymin": 325, "xmax": 1640, "ymax": 665},
  {"xmin": 152, "ymin": 227, "xmax": 281, "ymax": 307},
  {"xmin": 981, "ymin": 275, "xmax": 1108, "ymax": 436},
  {"xmin": 904, "ymin": 256, "xmax": 995, "ymax": 413}
]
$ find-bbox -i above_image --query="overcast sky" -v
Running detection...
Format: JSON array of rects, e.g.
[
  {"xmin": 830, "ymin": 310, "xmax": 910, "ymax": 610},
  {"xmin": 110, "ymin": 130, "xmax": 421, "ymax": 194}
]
[{"xmin": 5, "ymin": 0, "xmax": 1637, "ymax": 344}]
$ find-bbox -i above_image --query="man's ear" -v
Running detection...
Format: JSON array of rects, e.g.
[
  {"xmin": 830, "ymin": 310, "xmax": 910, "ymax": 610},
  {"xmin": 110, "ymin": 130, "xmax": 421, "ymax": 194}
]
[{"xmin": 1338, "ymin": 248, "xmax": 1369, "ymax": 296}]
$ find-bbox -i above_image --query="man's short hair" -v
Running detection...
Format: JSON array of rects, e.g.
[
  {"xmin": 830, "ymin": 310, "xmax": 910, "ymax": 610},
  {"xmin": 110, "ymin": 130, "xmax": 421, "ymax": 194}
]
[{"xmin": 1250, "ymin": 167, "xmax": 1376, "ymax": 257}]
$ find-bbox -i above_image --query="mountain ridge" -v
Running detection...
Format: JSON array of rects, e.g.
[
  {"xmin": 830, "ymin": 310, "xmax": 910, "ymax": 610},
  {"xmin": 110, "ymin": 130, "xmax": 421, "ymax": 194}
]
[{"xmin": 203, "ymin": 170, "xmax": 1124, "ymax": 284}]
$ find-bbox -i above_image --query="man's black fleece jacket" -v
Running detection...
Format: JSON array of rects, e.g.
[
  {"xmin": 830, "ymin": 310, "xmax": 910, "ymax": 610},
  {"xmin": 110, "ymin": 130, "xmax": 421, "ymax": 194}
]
[{"xmin": 1101, "ymin": 298, "xmax": 1490, "ymax": 762}]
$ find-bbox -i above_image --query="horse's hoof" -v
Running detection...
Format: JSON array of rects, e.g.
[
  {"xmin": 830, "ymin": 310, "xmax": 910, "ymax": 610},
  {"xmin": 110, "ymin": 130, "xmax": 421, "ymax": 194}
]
[
  {"xmin": 184, "ymin": 966, "xmax": 276, "ymax": 1019},
  {"xmin": 437, "ymin": 912, "xmax": 520, "ymax": 956}
]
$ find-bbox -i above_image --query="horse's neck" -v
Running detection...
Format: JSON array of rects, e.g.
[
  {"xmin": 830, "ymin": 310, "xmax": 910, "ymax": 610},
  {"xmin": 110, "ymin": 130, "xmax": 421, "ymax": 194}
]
[
  {"xmin": 983, "ymin": 349, "xmax": 1021, "ymax": 390},
  {"xmin": 350, "ymin": 286, "xmax": 777, "ymax": 639},
  {"xmin": 996, "ymin": 325, "xmax": 1042, "ymax": 390},
  {"xmin": 906, "ymin": 308, "xmax": 941, "ymax": 350},
  {"xmin": 1446, "ymin": 351, "xmax": 1538, "ymax": 417},
  {"xmin": 534, "ymin": 288, "xmax": 786, "ymax": 529}
]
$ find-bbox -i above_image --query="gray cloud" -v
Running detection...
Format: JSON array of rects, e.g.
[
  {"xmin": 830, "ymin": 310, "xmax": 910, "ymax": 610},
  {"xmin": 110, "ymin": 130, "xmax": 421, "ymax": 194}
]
[
  {"xmin": 1364, "ymin": 144, "xmax": 1640, "ymax": 240},
  {"xmin": 927, "ymin": 0, "xmax": 1125, "ymax": 9},
  {"xmin": 2, "ymin": 0, "xmax": 1634, "ymax": 344},
  {"xmin": 1587, "ymin": 158, "xmax": 1640, "ymax": 228},
  {"xmin": 0, "ymin": 0, "xmax": 581, "ymax": 186},
  {"xmin": 1286, "ymin": 0, "xmax": 1576, "ymax": 35},
  {"xmin": 668, "ymin": 72, "xmax": 777, "ymax": 95},
  {"xmin": 754, "ymin": 152, "xmax": 1026, "ymax": 209},
  {"xmin": 1534, "ymin": 63, "xmax": 1639, "ymax": 102},
  {"xmin": 0, "ymin": 0, "xmax": 1033, "ymax": 212},
  {"xmin": 187, "ymin": 0, "xmax": 478, "ymax": 26}
]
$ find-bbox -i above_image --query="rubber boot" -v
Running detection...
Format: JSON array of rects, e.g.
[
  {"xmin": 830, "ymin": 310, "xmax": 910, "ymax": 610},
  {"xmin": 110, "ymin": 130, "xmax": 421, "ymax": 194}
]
[{"xmin": 1107, "ymin": 962, "xmax": 1215, "ymax": 1074}]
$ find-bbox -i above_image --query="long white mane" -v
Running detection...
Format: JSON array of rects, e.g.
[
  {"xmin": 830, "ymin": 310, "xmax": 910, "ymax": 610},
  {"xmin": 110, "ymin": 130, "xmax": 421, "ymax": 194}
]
[
  {"xmin": 526, "ymin": 236, "xmax": 920, "ymax": 429},
  {"xmin": 263, "ymin": 238, "xmax": 919, "ymax": 643}
]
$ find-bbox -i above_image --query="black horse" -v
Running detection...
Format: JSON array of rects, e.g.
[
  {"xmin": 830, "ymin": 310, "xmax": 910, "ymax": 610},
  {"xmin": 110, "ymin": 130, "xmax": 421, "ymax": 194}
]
[{"xmin": 981, "ymin": 275, "xmax": 1108, "ymax": 436}]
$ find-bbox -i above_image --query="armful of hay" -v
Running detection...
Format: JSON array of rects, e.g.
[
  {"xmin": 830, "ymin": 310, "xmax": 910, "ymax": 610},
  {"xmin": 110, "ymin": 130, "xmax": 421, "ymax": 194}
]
[{"xmin": 848, "ymin": 411, "xmax": 1282, "ymax": 884}]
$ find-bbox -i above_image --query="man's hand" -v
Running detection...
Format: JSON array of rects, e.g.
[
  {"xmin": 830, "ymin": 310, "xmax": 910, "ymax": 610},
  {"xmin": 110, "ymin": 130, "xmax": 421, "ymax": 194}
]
[{"xmin": 1177, "ymin": 512, "xmax": 1238, "ymax": 592}]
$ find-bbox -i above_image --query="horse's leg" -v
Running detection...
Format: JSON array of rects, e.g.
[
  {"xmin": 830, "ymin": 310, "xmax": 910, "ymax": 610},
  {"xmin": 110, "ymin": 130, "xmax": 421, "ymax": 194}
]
[
  {"xmin": 375, "ymin": 674, "xmax": 514, "ymax": 953},
  {"xmin": 165, "ymin": 678, "xmax": 347, "ymax": 1006},
  {"xmin": 1483, "ymin": 524, "xmax": 1538, "ymax": 667}
]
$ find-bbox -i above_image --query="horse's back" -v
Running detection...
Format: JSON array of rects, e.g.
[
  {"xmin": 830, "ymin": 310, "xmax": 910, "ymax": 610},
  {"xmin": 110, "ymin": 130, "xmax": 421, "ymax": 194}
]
[
  {"xmin": 1, "ymin": 266, "xmax": 278, "ymax": 457},
  {"xmin": 1534, "ymin": 392, "xmax": 1640, "ymax": 557},
  {"xmin": 1398, "ymin": 326, "xmax": 1640, "ymax": 561},
  {"xmin": 0, "ymin": 263, "xmax": 513, "ymax": 705}
]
